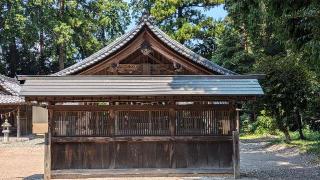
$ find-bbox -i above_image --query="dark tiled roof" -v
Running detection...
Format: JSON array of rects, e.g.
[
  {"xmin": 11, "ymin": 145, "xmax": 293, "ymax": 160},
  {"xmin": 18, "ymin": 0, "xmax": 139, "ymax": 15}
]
[
  {"xmin": 20, "ymin": 75, "xmax": 263, "ymax": 97},
  {"xmin": 0, "ymin": 75, "xmax": 24, "ymax": 105},
  {"xmin": 54, "ymin": 16, "xmax": 237, "ymax": 76}
]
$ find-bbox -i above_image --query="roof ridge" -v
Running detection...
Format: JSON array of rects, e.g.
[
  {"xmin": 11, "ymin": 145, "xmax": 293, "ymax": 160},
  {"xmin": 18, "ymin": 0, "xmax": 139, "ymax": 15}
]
[
  {"xmin": 0, "ymin": 74, "xmax": 21, "ymax": 96},
  {"xmin": 53, "ymin": 16, "xmax": 237, "ymax": 76},
  {"xmin": 147, "ymin": 23, "xmax": 237, "ymax": 75}
]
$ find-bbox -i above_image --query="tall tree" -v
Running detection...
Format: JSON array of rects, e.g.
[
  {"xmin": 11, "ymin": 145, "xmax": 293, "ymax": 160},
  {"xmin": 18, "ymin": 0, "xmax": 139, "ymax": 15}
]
[
  {"xmin": 131, "ymin": 0, "xmax": 224, "ymax": 59},
  {"xmin": 0, "ymin": 0, "xmax": 26, "ymax": 77},
  {"xmin": 256, "ymin": 55, "xmax": 316, "ymax": 141},
  {"xmin": 0, "ymin": 0, "xmax": 130, "ymax": 76},
  {"xmin": 267, "ymin": 0, "xmax": 320, "ymax": 73},
  {"xmin": 212, "ymin": 20, "xmax": 256, "ymax": 74},
  {"xmin": 57, "ymin": 0, "xmax": 65, "ymax": 70}
]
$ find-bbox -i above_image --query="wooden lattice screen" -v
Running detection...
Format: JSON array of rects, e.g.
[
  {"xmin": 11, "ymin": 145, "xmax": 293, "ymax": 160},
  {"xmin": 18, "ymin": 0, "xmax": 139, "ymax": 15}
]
[
  {"xmin": 176, "ymin": 109, "xmax": 232, "ymax": 136},
  {"xmin": 52, "ymin": 107, "xmax": 234, "ymax": 137},
  {"xmin": 115, "ymin": 110, "xmax": 170, "ymax": 136},
  {"xmin": 53, "ymin": 111, "xmax": 109, "ymax": 136}
]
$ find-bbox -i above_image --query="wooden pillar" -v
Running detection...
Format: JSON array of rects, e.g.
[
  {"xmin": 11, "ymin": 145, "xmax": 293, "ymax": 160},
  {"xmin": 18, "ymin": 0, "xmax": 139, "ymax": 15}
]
[
  {"xmin": 233, "ymin": 131, "xmax": 240, "ymax": 179},
  {"xmin": 236, "ymin": 108, "xmax": 240, "ymax": 132},
  {"xmin": 169, "ymin": 108, "xmax": 176, "ymax": 136},
  {"xmin": 169, "ymin": 104, "xmax": 176, "ymax": 168},
  {"xmin": 44, "ymin": 104, "xmax": 54, "ymax": 180},
  {"xmin": 109, "ymin": 109, "xmax": 115, "ymax": 136},
  {"xmin": 16, "ymin": 106, "xmax": 20, "ymax": 139},
  {"xmin": 44, "ymin": 133, "xmax": 51, "ymax": 180}
]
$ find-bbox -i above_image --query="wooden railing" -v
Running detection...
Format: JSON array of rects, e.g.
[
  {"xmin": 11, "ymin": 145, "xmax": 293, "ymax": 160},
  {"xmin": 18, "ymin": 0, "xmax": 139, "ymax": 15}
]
[
  {"xmin": 115, "ymin": 110, "xmax": 170, "ymax": 136},
  {"xmin": 52, "ymin": 105, "xmax": 234, "ymax": 137},
  {"xmin": 53, "ymin": 111, "xmax": 110, "ymax": 136},
  {"xmin": 176, "ymin": 109, "xmax": 232, "ymax": 136}
]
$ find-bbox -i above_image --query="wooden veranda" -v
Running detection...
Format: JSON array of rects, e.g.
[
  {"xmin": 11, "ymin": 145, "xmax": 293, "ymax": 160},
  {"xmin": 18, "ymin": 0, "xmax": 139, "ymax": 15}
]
[{"xmin": 19, "ymin": 16, "xmax": 263, "ymax": 179}]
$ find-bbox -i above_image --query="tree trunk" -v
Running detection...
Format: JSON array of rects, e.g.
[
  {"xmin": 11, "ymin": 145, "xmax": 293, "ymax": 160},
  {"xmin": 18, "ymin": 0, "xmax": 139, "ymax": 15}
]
[
  {"xmin": 39, "ymin": 29, "xmax": 46, "ymax": 74},
  {"xmin": 177, "ymin": 6, "xmax": 185, "ymax": 44},
  {"xmin": 58, "ymin": 0, "xmax": 65, "ymax": 70},
  {"xmin": 8, "ymin": 38, "xmax": 19, "ymax": 77},
  {"xmin": 275, "ymin": 115, "xmax": 291, "ymax": 143},
  {"xmin": 58, "ymin": 44, "xmax": 65, "ymax": 70},
  {"xmin": 242, "ymin": 23, "xmax": 249, "ymax": 52},
  {"xmin": 295, "ymin": 109, "xmax": 305, "ymax": 140},
  {"xmin": 282, "ymin": 128, "xmax": 291, "ymax": 143}
]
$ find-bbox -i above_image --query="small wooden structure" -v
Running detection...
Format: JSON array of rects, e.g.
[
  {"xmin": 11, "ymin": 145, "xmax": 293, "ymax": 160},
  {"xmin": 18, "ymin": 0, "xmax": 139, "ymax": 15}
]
[
  {"xmin": 19, "ymin": 16, "xmax": 263, "ymax": 179},
  {"xmin": 0, "ymin": 74, "xmax": 32, "ymax": 137}
]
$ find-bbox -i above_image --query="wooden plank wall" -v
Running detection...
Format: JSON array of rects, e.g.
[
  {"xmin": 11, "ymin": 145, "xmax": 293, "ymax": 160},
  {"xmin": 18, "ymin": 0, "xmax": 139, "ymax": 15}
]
[
  {"xmin": 19, "ymin": 105, "xmax": 33, "ymax": 135},
  {"xmin": 51, "ymin": 140, "xmax": 233, "ymax": 170},
  {"xmin": 49, "ymin": 104, "xmax": 236, "ymax": 171}
]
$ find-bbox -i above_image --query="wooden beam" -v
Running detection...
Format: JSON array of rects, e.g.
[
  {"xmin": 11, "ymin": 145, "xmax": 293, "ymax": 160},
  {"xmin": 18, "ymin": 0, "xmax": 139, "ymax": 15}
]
[
  {"xmin": 25, "ymin": 95, "xmax": 256, "ymax": 103},
  {"xmin": 51, "ymin": 136, "xmax": 233, "ymax": 143},
  {"xmin": 232, "ymin": 131, "xmax": 240, "ymax": 179},
  {"xmin": 47, "ymin": 104, "xmax": 232, "ymax": 112},
  {"xmin": 51, "ymin": 168, "xmax": 234, "ymax": 179}
]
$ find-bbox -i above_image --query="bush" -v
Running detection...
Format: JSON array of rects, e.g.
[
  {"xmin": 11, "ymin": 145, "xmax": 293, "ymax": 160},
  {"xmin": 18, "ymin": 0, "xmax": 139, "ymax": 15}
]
[
  {"xmin": 305, "ymin": 117, "xmax": 320, "ymax": 131},
  {"xmin": 254, "ymin": 110, "xmax": 277, "ymax": 135},
  {"xmin": 240, "ymin": 113, "xmax": 252, "ymax": 133}
]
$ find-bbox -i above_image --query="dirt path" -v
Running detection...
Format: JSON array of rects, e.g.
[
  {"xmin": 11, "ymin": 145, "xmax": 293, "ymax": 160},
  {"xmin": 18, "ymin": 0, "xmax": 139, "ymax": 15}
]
[
  {"xmin": 0, "ymin": 137, "xmax": 319, "ymax": 180},
  {"xmin": 0, "ymin": 137, "xmax": 44, "ymax": 180},
  {"xmin": 241, "ymin": 139, "xmax": 320, "ymax": 179}
]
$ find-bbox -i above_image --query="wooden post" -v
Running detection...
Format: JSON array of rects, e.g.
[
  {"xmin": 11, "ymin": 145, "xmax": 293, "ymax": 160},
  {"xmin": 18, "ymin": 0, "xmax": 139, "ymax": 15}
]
[
  {"xmin": 169, "ymin": 106, "xmax": 176, "ymax": 168},
  {"xmin": 109, "ymin": 109, "xmax": 115, "ymax": 136},
  {"xmin": 233, "ymin": 131, "xmax": 240, "ymax": 179},
  {"xmin": 44, "ymin": 133, "xmax": 51, "ymax": 180},
  {"xmin": 44, "ymin": 104, "xmax": 53, "ymax": 180},
  {"xmin": 236, "ymin": 108, "xmax": 240, "ymax": 132},
  {"xmin": 16, "ymin": 106, "xmax": 21, "ymax": 139},
  {"xmin": 169, "ymin": 108, "xmax": 176, "ymax": 136}
]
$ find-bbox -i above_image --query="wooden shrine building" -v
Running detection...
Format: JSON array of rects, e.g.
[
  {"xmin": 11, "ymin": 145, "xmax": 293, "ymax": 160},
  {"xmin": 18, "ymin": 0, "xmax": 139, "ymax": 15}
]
[
  {"xmin": 0, "ymin": 74, "xmax": 32, "ymax": 137},
  {"xmin": 19, "ymin": 16, "xmax": 263, "ymax": 179}
]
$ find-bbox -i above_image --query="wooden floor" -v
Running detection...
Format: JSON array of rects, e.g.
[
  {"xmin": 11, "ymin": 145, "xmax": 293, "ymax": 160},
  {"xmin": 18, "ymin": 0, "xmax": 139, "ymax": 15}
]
[{"xmin": 51, "ymin": 168, "xmax": 233, "ymax": 179}]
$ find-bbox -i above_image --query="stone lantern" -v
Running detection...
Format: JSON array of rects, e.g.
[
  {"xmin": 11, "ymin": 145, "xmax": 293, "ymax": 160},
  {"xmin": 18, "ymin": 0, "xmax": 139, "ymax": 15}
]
[{"xmin": 1, "ymin": 118, "xmax": 11, "ymax": 143}]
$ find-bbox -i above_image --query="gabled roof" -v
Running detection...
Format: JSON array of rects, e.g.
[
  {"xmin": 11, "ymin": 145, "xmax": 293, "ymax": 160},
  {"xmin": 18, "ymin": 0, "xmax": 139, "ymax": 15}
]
[
  {"xmin": 20, "ymin": 75, "xmax": 263, "ymax": 97},
  {"xmin": 54, "ymin": 16, "xmax": 236, "ymax": 76},
  {"xmin": 0, "ymin": 74, "xmax": 24, "ymax": 105}
]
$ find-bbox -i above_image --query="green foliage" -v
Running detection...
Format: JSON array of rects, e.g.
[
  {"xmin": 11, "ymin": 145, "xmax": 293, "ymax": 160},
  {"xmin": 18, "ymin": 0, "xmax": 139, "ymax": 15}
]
[
  {"xmin": 254, "ymin": 54, "xmax": 317, "ymax": 140},
  {"xmin": 240, "ymin": 113, "xmax": 251, "ymax": 133},
  {"xmin": 254, "ymin": 110, "xmax": 277, "ymax": 135},
  {"xmin": 267, "ymin": 0, "xmax": 320, "ymax": 73},
  {"xmin": 212, "ymin": 22, "xmax": 256, "ymax": 74},
  {"xmin": 131, "ymin": 0, "xmax": 224, "ymax": 58},
  {"xmin": 241, "ymin": 110, "xmax": 277, "ymax": 135},
  {"xmin": 0, "ymin": 0, "xmax": 130, "ymax": 76}
]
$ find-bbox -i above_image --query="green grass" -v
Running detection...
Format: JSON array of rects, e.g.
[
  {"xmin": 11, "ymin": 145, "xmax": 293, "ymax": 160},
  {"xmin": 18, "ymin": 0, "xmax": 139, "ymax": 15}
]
[
  {"xmin": 240, "ymin": 129, "xmax": 320, "ymax": 157},
  {"xmin": 240, "ymin": 133, "xmax": 277, "ymax": 140}
]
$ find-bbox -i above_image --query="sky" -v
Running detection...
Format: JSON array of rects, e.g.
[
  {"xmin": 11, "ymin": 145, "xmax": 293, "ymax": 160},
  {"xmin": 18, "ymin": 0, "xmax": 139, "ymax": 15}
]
[{"xmin": 125, "ymin": 3, "xmax": 228, "ymax": 31}]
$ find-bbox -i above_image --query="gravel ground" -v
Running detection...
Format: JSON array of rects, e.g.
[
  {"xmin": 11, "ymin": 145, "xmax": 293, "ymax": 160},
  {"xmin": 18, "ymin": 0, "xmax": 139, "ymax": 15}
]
[
  {"xmin": 241, "ymin": 139, "xmax": 320, "ymax": 179},
  {"xmin": 0, "ymin": 137, "xmax": 319, "ymax": 180},
  {"xmin": 0, "ymin": 136, "xmax": 44, "ymax": 180}
]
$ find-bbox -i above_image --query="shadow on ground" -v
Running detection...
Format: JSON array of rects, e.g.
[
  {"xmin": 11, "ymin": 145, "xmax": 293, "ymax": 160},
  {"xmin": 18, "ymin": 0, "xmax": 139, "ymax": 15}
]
[{"xmin": 23, "ymin": 174, "xmax": 43, "ymax": 180}]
